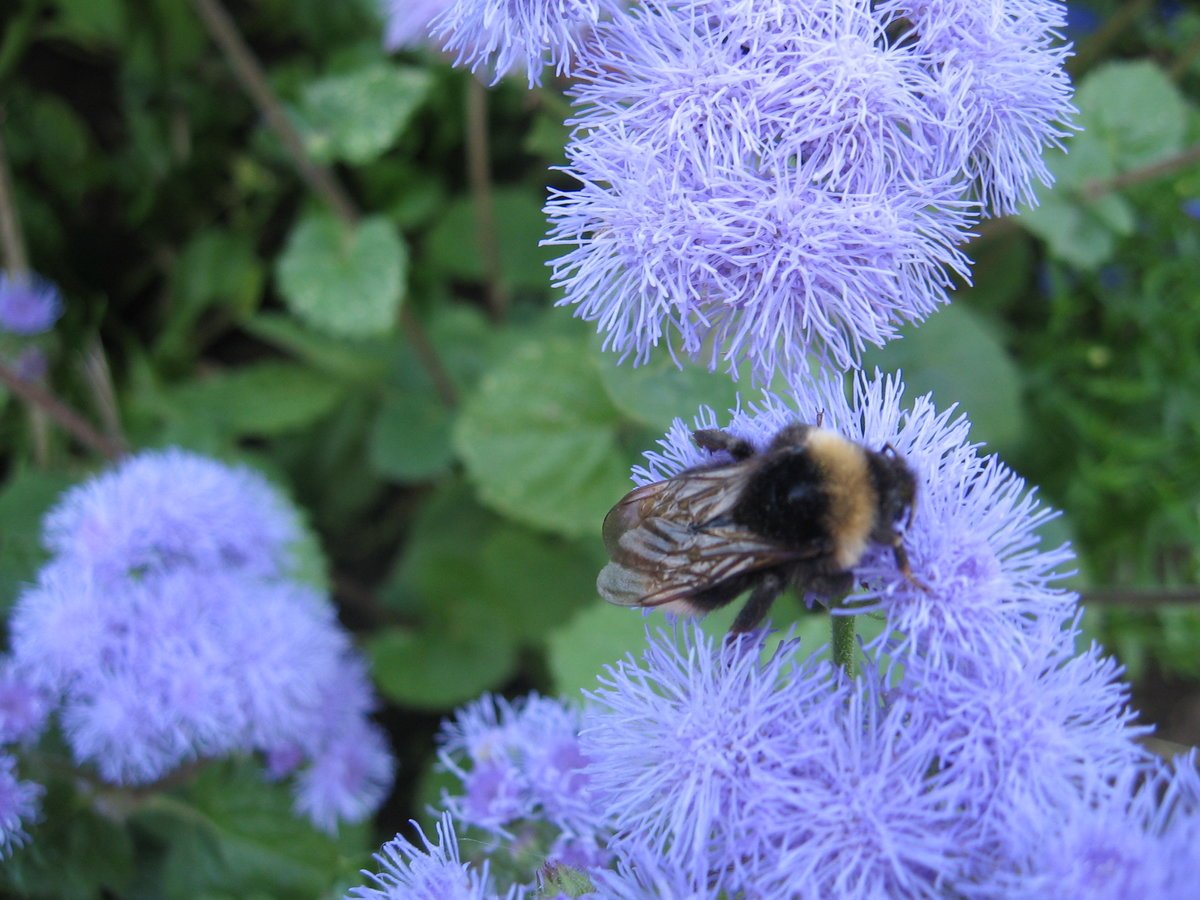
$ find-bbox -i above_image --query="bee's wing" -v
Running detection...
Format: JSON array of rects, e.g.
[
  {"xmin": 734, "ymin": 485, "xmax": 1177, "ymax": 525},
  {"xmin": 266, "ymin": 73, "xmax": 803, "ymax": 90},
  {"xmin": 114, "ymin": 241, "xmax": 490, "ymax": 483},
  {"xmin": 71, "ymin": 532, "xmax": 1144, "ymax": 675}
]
[{"xmin": 598, "ymin": 463, "xmax": 820, "ymax": 609}]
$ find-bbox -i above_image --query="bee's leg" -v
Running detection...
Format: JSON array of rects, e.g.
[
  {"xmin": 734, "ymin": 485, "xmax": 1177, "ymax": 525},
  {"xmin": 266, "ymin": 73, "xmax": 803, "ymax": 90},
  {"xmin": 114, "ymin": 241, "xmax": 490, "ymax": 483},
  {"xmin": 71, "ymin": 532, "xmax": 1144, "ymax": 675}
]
[
  {"xmin": 728, "ymin": 572, "xmax": 786, "ymax": 634},
  {"xmin": 693, "ymin": 429, "xmax": 756, "ymax": 461},
  {"xmin": 892, "ymin": 540, "xmax": 930, "ymax": 593}
]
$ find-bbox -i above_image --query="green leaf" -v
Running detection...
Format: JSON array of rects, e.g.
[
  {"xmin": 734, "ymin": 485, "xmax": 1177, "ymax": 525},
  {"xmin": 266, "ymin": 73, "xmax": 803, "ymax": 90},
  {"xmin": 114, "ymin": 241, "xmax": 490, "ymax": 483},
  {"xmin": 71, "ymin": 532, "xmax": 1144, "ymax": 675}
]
[
  {"xmin": 164, "ymin": 362, "xmax": 345, "ymax": 438},
  {"xmin": 241, "ymin": 313, "xmax": 391, "ymax": 383},
  {"xmin": 159, "ymin": 229, "xmax": 264, "ymax": 363},
  {"xmin": 369, "ymin": 390, "xmax": 455, "ymax": 482},
  {"xmin": 1020, "ymin": 61, "xmax": 1186, "ymax": 270},
  {"xmin": 45, "ymin": 0, "xmax": 124, "ymax": 46},
  {"xmin": 276, "ymin": 212, "xmax": 407, "ymax": 338},
  {"xmin": 389, "ymin": 481, "xmax": 598, "ymax": 641},
  {"xmin": 547, "ymin": 604, "xmax": 655, "ymax": 700},
  {"xmin": 172, "ymin": 229, "xmax": 264, "ymax": 319},
  {"xmin": 368, "ymin": 624, "xmax": 518, "ymax": 710},
  {"xmin": 137, "ymin": 761, "xmax": 366, "ymax": 898},
  {"xmin": 295, "ymin": 64, "xmax": 431, "ymax": 165},
  {"xmin": 1020, "ymin": 191, "xmax": 1123, "ymax": 270},
  {"xmin": 23, "ymin": 96, "xmax": 92, "ymax": 201},
  {"xmin": 596, "ymin": 345, "xmax": 741, "ymax": 430},
  {"xmin": 861, "ymin": 304, "xmax": 1025, "ymax": 455},
  {"xmin": 478, "ymin": 528, "xmax": 602, "ymax": 641},
  {"xmin": 453, "ymin": 336, "xmax": 631, "ymax": 537},
  {"xmin": 0, "ymin": 469, "xmax": 74, "ymax": 614},
  {"xmin": 2, "ymin": 778, "xmax": 135, "ymax": 899},
  {"xmin": 425, "ymin": 188, "xmax": 556, "ymax": 292},
  {"xmin": 1076, "ymin": 61, "xmax": 1187, "ymax": 171},
  {"xmin": 540, "ymin": 864, "xmax": 596, "ymax": 897}
]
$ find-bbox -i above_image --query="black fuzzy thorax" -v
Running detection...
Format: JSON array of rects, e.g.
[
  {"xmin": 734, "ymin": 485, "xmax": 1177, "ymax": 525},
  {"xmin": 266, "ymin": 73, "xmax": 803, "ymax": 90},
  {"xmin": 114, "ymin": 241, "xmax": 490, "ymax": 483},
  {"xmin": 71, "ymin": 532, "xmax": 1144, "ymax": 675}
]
[{"xmin": 731, "ymin": 449, "xmax": 831, "ymax": 547}]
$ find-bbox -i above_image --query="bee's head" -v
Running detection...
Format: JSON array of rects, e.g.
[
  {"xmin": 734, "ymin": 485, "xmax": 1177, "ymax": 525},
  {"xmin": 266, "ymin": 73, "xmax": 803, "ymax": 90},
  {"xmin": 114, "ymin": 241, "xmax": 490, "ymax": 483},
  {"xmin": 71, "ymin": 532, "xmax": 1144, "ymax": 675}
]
[{"xmin": 875, "ymin": 444, "xmax": 918, "ymax": 533}]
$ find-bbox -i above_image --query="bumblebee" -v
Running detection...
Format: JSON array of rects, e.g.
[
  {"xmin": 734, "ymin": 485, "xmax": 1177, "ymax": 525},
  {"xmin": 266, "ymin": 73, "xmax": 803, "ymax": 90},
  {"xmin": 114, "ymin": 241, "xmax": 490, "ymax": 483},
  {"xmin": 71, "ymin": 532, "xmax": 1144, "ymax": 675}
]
[{"xmin": 597, "ymin": 423, "xmax": 921, "ymax": 633}]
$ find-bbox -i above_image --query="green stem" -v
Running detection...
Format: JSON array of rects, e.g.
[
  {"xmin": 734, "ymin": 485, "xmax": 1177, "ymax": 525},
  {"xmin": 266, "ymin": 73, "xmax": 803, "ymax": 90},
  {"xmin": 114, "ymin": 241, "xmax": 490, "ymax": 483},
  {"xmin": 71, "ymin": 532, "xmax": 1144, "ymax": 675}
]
[
  {"xmin": 190, "ymin": 0, "xmax": 459, "ymax": 407},
  {"xmin": 831, "ymin": 613, "xmax": 856, "ymax": 676},
  {"xmin": 465, "ymin": 78, "xmax": 508, "ymax": 322}
]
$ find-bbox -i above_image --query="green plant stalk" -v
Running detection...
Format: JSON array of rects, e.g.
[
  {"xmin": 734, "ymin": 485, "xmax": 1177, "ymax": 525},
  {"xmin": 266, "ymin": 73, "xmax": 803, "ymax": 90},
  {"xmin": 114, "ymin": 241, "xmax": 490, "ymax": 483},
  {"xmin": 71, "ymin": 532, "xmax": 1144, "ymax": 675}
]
[{"xmin": 831, "ymin": 612, "xmax": 856, "ymax": 676}]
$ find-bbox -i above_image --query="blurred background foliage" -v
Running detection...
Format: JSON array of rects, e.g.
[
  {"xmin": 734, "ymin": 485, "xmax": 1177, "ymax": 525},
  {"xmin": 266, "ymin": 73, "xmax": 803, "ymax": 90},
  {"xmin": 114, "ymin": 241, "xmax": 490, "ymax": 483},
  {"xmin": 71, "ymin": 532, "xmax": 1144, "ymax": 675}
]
[{"xmin": 0, "ymin": 0, "xmax": 1198, "ymax": 894}]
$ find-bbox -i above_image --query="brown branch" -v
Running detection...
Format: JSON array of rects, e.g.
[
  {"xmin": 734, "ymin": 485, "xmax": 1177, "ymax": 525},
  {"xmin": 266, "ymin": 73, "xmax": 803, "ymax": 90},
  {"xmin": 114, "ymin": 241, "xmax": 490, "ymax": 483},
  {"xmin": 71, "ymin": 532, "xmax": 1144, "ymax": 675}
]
[
  {"xmin": 80, "ymin": 339, "xmax": 128, "ymax": 449},
  {"xmin": 1169, "ymin": 28, "xmax": 1200, "ymax": 82},
  {"xmin": 1082, "ymin": 143, "xmax": 1200, "ymax": 200},
  {"xmin": 190, "ymin": 0, "xmax": 458, "ymax": 407},
  {"xmin": 0, "ymin": 116, "xmax": 29, "ymax": 275},
  {"xmin": 0, "ymin": 361, "xmax": 127, "ymax": 459},
  {"xmin": 1081, "ymin": 587, "xmax": 1200, "ymax": 608},
  {"xmin": 189, "ymin": 0, "xmax": 359, "ymax": 227},
  {"xmin": 465, "ymin": 78, "xmax": 509, "ymax": 322},
  {"xmin": 400, "ymin": 314, "xmax": 459, "ymax": 405}
]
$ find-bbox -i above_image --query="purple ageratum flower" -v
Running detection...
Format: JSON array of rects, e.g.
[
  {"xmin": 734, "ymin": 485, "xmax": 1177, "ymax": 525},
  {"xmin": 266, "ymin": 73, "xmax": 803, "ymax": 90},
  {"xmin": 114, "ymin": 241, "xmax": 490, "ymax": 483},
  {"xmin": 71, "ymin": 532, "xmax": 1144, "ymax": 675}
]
[
  {"xmin": 438, "ymin": 693, "xmax": 599, "ymax": 836},
  {"xmin": 432, "ymin": 0, "xmax": 614, "ymax": 87},
  {"xmin": 582, "ymin": 627, "xmax": 823, "ymax": 877},
  {"xmin": 349, "ymin": 811, "xmax": 527, "ymax": 899},
  {"xmin": 631, "ymin": 370, "xmax": 1079, "ymax": 668},
  {"xmin": 288, "ymin": 651, "xmax": 395, "ymax": 832},
  {"xmin": 41, "ymin": 448, "xmax": 302, "ymax": 585},
  {"xmin": 0, "ymin": 272, "xmax": 63, "ymax": 336},
  {"xmin": 382, "ymin": 0, "xmax": 452, "ymax": 50},
  {"xmin": 587, "ymin": 842, "xmax": 722, "ymax": 899},
  {"xmin": 877, "ymin": 0, "xmax": 1076, "ymax": 214},
  {"xmin": 565, "ymin": 0, "xmax": 955, "ymax": 192},
  {"xmin": 0, "ymin": 660, "xmax": 51, "ymax": 745},
  {"xmin": 547, "ymin": 0, "xmax": 1073, "ymax": 377},
  {"xmin": 982, "ymin": 752, "xmax": 1200, "ymax": 897},
  {"xmin": 900, "ymin": 629, "xmax": 1150, "ymax": 881},
  {"xmin": 547, "ymin": 136, "xmax": 973, "ymax": 376},
  {"xmin": 294, "ymin": 717, "xmax": 395, "ymax": 834},
  {"xmin": 546, "ymin": 0, "xmax": 977, "ymax": 377},
  {"xmin": 584, "ymin": 626, "xmax": 990, "ymax": 895},
  {"xmin": 0, "ymin": 754, "xmax": 42, "ymax": 859},
  {"xmin": 8, "ymin": 563, "xmax": 394, "ymax": 829}
]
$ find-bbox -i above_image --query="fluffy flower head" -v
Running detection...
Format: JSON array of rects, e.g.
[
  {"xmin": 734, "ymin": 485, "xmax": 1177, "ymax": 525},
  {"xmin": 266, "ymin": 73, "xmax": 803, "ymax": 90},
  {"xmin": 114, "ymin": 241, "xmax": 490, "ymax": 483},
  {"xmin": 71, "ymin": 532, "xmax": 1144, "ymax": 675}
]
[
  {"xmin": 546, "ymin": 0, "xmax": 1074, "ymax": 377},
  {"xmin": 382, "ymin": 0, "xmax": 452, "ymax": 50},
  {"xmin": 41, "ymin": 448, "xmax": 301, "ymax": 584},
  {"xmin": 0, "ymin": 272, "xmax": 63, "ymax": 335},
  {"xmin": 438, "ymin": 693, "xmax": 598, "ymax": 836},
  {"xmin": 433, "ymin": 0, "xmax": 612, "ymax": 86},
  {"xmin": 349, "ymin": 812, "xmax": 524, "ymax": 899},
  {"xmin": 6, "ymin": 449, "xmax": 394, "ymax": 831},
  {"xmin": 0, "ymin": 755, "xmax": 42, "ymax": 858}
]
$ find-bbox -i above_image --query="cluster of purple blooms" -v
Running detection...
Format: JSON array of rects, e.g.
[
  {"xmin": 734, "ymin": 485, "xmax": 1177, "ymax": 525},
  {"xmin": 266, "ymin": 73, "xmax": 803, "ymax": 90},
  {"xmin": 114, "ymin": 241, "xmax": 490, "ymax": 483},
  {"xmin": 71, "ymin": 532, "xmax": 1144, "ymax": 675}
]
[
  {"xmin": 357, "ymin": 0, "xmax": 1200, "ymax": 896},
  {"xmin": 0, "ymin": 272, "xmax": 62, "ymax": 338},
  {"xmin": 385, "ymin": 0, "xmax": 1073, "ymax": 378},
  {"xmin": 0, "ymin": 270, "xmax": 63, "ymax": 381},
  {"xmin": 350, "ymin": 372, "xmax": 1200, "ymax": 897},
  {"xmin": 0, "ymin": 449, "xmax": 395, "ymax": 855}
]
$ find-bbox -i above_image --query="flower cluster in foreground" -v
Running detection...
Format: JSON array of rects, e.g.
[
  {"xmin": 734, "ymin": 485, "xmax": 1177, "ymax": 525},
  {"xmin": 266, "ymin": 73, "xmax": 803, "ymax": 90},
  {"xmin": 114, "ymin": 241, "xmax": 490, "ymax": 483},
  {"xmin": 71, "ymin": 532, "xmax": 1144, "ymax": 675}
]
[
  {"xmin": 350, "ymin": 372, "xmax": 1199, "ymax": 896},
  {"xmin": 0, "ymin": 449, "xmax": 394, "ymax": 852}
]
